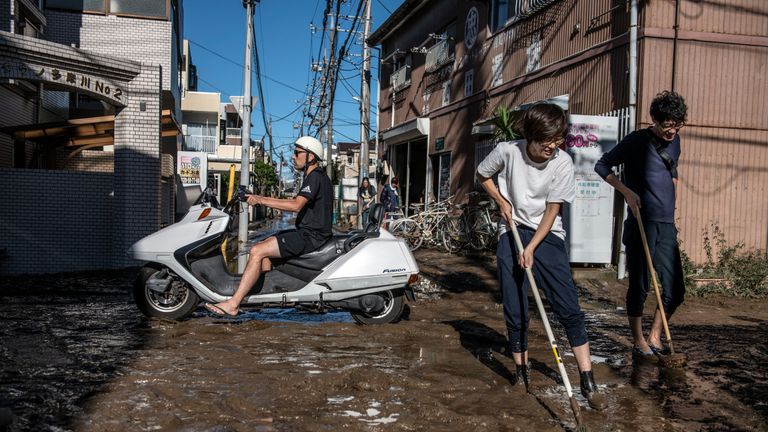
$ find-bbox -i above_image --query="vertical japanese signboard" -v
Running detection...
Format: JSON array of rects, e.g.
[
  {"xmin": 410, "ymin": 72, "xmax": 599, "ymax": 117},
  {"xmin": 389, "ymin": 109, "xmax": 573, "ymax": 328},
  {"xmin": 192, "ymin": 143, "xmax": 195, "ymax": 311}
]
[
  {"xmin": 563, "ymin": 115, "xmax": 619, "ymax": 264},
  {"xmin": 438, "ymin": 152, "xmax": 451, "ymax": 201},
  {"xmin": 177, "ymin": 151, "xmax": 208, "ymax": 191}
]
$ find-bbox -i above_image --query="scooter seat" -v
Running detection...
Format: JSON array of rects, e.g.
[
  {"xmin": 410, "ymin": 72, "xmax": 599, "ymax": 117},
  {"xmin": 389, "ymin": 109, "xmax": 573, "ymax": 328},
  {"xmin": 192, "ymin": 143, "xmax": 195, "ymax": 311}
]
[{"xmin": 281, "ymin": 234, "xmax": 352, "ymax": 271}]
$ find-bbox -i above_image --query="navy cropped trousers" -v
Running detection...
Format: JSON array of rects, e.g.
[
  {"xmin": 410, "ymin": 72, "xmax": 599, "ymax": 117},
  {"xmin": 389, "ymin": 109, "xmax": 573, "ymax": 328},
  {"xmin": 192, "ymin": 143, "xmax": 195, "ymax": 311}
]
[{"xmin": 496, "ymin": 226, "xmax": 588, "ymax": 353}]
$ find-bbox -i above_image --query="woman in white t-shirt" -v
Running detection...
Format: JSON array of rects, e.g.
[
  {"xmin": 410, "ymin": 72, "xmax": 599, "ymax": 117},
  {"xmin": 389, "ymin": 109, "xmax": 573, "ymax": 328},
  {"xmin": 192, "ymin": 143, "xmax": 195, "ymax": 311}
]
[{"xmin": 476, "ymin": 103, "xmax": 606, "ymax": 410}]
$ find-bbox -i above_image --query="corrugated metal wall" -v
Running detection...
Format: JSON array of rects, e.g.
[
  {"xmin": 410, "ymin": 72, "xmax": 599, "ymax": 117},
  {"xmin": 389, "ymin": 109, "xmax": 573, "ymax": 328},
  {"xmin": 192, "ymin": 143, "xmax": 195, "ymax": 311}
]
[
  {"xmin": 675, "ymin": 127, "xmax": 768, "ymax": 262},
  {"xmin": 645, "ymin": 0, "xmax": 768, "ymax": 36}
]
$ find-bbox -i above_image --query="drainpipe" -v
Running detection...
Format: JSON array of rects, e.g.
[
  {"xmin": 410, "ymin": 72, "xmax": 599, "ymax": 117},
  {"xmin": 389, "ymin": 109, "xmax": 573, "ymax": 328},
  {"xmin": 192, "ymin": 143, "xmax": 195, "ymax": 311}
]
[
  {"xmin": 618, "ymin": 0, "xmax": 640, "ymax": 280},
  {"xmin": 671, "ymin": 0, "xmax": 680, "ymax": 91},
  {"xmin": 628, "ymin": 0, "xmax": 638, "ymax": 132}
]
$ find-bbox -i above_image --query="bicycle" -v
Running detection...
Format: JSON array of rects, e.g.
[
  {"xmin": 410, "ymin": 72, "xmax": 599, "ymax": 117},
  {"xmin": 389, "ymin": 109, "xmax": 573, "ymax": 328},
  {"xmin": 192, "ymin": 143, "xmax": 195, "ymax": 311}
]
[
  {"xmin": 391, "ymin": 197, "xmax": 454, "ymax": 252},
  {"xmin": 465, "ymin": 193, "xmax": 499, "ymax": 252}
]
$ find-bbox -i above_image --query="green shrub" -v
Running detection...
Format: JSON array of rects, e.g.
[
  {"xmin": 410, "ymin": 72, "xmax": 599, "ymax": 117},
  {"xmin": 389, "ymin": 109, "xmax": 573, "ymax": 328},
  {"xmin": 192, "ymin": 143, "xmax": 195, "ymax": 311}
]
[{"xmin": 682, "ymin": 222, "xmax": 768, "ymax": 298}]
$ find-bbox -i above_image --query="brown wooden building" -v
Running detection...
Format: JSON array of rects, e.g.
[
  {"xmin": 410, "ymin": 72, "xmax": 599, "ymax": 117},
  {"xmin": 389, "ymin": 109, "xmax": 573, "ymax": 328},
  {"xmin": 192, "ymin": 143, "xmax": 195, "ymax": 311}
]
[{"xmin": 368, "ymin": 0, "xmax": 768, "ymax": 263}]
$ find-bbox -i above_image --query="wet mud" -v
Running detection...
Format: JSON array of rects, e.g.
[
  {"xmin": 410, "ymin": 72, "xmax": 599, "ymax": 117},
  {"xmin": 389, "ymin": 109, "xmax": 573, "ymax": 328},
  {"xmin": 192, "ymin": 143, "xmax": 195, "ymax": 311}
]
[{"xmin": 1, "ymin": 251, "xmax": 767, "ymax": 431}]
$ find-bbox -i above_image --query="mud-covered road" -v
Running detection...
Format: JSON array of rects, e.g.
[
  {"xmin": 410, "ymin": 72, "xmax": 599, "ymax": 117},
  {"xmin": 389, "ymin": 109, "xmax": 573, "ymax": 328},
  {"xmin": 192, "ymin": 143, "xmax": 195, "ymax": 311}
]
[{"xmin": 1, "ymin": 250, "xmax": 766, "ymax": 431}]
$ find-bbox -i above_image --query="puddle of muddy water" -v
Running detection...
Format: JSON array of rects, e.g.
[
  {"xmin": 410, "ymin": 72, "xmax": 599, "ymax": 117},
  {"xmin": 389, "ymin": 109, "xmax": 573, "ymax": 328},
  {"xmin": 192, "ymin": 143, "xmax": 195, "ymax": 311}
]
[{"xmin": 2, "ymin": 268, "xmax": 767, "ymax": 432}]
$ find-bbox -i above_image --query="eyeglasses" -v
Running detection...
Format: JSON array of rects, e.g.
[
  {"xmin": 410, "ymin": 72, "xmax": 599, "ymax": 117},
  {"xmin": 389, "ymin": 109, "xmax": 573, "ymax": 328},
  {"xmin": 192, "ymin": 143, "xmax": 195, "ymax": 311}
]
[
  {"xmin": 294, "ymin": 149, "xmax": 307, "ymax": 157},
  {"xmin": 658, "ymin": 122, "xmax": 685, "ymax": 131},
  {"xmin": 538, "ymin": 137, "xmax": 565, "ymax": 149}
]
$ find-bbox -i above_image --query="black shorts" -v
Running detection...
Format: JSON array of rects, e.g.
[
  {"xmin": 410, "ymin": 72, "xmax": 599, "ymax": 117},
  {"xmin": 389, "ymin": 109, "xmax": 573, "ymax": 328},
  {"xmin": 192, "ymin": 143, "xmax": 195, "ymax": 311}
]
[{"xmin": 275, "ymin": 229, "xmax": 329, "ymax": 258}]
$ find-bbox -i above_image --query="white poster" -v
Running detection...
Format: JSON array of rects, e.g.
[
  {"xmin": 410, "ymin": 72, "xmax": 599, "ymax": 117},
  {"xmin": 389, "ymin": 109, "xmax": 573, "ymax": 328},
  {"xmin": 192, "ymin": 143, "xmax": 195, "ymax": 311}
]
[
  {"xmin": 177, "ymin": 151, "xmax": 208, "ymax": 191},
  {"xmin": 563, "ymin": 115, "xmax": 619, "ymax": 264}
]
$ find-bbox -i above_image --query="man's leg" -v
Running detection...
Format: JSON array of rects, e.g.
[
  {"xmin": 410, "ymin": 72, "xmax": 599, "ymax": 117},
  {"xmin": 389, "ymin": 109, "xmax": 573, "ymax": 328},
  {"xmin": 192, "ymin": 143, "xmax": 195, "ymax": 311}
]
[
  {"xmin": 624, "ymin": 218, "xmax": 652, "ymax": 353},
  {"xmin": 207, "ymin": 236, "xmax": 281, "ymax": 315},
  {"xmin": 647, "ymin": 222, "xmax": 685, "ymax": 349}
]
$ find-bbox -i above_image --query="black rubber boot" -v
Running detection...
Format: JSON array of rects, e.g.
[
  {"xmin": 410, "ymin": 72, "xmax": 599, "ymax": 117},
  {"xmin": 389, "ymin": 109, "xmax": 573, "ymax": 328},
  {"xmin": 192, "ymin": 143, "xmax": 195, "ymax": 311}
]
[
  {"xmin": 580, "ymin": 370, "xmax": 607, "ymax": 410},
  {"xmin": 515, "ymin": 362, "xmax": 530, "ymax": 390}
]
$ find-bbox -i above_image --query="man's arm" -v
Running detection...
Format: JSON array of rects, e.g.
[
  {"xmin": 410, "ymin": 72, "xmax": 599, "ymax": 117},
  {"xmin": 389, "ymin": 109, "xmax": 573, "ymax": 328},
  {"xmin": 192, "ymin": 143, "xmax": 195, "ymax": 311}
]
[
  {"xmin": 602, "ymin": 173, "xmax": 641, "ymax": 217},
  {"xmin": 595, "ymin": 138, "xmax": 641, "ymax": 217},
  {"xmin": 247, "ymin": 194, "xmax": 309, "ymax": 213}
]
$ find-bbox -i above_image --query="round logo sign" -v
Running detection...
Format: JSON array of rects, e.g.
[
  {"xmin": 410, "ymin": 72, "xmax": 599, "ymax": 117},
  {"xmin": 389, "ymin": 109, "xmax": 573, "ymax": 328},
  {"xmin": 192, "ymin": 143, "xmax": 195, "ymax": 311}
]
[{"xmin": 465, "ymin": 7, "xmax": 479, "ymax": 50}]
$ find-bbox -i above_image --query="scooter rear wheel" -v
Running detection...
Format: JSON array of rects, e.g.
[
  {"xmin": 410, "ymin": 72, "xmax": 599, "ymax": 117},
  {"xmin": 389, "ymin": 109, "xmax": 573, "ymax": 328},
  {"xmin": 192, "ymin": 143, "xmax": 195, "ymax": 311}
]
[
  {"xmin": 351, "ymin": 290, "xmax": 405, "ymax": 325},
  {"xmin": 133, "ymin": 265, "xmax": 200, "ymax": 320}
]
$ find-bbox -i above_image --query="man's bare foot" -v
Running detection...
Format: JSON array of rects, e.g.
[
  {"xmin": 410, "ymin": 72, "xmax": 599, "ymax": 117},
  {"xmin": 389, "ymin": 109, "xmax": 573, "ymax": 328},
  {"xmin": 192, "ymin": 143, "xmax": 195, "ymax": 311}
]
[{"xmin": 204, "ymin": 303, "xmax": 239, "ymax": 318}]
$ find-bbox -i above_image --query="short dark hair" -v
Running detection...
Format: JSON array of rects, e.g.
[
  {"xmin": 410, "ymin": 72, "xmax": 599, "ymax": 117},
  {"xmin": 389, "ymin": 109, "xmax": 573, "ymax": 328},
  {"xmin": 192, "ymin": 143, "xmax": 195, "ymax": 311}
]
[
  {"xmin": 650, "ymin": 91, "xmax": 687, "ymax": 124},
  {"xmin": 515, "ymin": 103, "xmax": 567, "ymax": 143}
]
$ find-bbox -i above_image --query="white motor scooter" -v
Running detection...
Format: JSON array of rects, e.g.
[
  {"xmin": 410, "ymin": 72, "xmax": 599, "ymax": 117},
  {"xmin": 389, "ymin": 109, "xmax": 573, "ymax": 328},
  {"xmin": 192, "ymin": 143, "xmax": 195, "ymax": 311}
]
[{"xmin": 128, "ymin": 187, "xmax": 419, "ymax": 324}]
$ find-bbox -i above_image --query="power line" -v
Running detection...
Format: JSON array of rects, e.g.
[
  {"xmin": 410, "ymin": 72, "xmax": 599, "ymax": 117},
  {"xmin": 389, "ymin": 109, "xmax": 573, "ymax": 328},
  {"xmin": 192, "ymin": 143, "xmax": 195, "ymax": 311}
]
[
  {"xmin": 188, "ymin": 39, "xmax": 307, "ymax": 95},
  {"xmin": 376, "ymin": 0, "xmax": 392, "ymax": 15}
]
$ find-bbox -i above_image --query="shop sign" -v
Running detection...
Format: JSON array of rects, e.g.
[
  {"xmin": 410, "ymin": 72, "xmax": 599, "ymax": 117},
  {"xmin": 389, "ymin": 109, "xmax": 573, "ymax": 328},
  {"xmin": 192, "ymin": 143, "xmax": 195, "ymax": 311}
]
[{"xmin": 435, "ymin": 137, "xmax": 445, "ymax": 152}]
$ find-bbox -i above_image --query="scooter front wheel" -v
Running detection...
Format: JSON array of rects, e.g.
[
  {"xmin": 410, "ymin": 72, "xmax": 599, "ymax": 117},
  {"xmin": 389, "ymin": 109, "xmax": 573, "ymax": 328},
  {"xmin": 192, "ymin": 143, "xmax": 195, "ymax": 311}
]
[
  {"xmin": 351, "ymin": 290, "xmax": 405, "ymax": 325},
  {"xmin": 133, "ymin": 265, "xmax": 200, "ymax": 320}
]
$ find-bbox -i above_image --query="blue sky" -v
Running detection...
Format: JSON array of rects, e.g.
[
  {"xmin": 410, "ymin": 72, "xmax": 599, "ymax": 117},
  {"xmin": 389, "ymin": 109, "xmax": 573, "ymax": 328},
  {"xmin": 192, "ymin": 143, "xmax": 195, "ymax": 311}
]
[{"xmin": 184, "ymin": 0, "xmax": 402, "ymax": 177}]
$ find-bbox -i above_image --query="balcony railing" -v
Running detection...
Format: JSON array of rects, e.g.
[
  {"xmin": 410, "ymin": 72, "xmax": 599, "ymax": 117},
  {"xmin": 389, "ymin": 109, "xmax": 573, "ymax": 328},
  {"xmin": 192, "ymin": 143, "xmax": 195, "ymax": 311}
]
[
  {"xmin": 183, "ymin": 135, "xmax": 217, "ymax": 154},
  {"xmin": 391, "ymin": 65, "xmax": 411, "ymax": 92},
  {"xmin": 226, "ymin": 127, "xmax": 242, "ymax": 138},
  {"xmin": 425, "ymin": 39, "xmax": 453, "ymax": 73}
]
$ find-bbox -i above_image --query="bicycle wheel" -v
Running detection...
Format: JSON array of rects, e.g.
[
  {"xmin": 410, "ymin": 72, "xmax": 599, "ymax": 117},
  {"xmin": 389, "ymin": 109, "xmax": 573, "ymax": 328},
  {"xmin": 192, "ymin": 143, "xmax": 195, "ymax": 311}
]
[
  {"xmin": 469, "ymin": 210, "xmax": 495, "ymax": 251},
  {"xmin": 391, "ymin": 218, "xmax": 423, "ymax": 251},
  {"xmin": 441, "ymin": 215, "xmax": 465, "ymax": 254}
]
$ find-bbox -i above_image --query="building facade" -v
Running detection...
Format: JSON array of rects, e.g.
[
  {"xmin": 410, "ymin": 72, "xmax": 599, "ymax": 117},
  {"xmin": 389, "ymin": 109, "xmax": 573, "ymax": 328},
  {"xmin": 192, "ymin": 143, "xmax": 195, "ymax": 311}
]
[
  {"xmin": 0, "ymin": 0, "xmax": 183, "ymax": 275},
  {"xmin": 369, "ymin": 0, "xmax": 768, "ymax": 263}
]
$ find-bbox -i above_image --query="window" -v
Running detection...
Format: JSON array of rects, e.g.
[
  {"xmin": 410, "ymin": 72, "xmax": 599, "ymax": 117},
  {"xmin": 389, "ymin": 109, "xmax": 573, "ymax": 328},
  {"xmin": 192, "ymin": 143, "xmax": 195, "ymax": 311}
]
[
  {"xmin": 490, "ymin": 0, "xmax": 557, "ymax": 32},
  {"xmin": 186, "ymin": 123, "xmax": 216, "ymax": 137},
  {"xmin": 464, "ymin": 69, "xmax": 474, "ymax": 97},
  {"xmin": 46, "ymin": 0, "xmax": 105, "ymax": 13},
  {"xmin": 347, "ymin": 155, "xmax": 353, "ymax": 165},
  {"xmin": 45, "ymin": 0, "xmax": 168, "ymax": 18},
  {"xmin": 110, "ymin": 0, "xmax": 166, "ymax": 18},
  {"xmin": 188, "ymin": 64, "xmax": 198, "ymax": 91}
]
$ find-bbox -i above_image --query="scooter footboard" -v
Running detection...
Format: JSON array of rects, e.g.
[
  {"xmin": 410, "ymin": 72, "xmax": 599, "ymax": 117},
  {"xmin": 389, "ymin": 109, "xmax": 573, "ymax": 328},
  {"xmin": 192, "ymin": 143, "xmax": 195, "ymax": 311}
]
[{"xmin": 190, "ymin": 255, "xmax": 241, "ymax": 295}]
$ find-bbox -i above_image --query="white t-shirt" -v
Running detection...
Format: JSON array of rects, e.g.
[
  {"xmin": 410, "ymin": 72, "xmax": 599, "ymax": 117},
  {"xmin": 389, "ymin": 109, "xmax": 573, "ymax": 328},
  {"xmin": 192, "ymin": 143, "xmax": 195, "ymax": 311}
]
[{"xmin": 476, "ymin": 140, "xmax": 575, "ymax": 240}]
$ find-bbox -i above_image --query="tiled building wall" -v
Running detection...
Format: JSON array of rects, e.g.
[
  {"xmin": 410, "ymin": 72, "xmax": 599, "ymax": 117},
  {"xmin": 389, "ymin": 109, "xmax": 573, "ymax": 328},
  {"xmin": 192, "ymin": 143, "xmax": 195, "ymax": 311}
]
[
  {"xmin": 1, "ymin": 31, "xmax": 163, "ymax": 273},
  {"xmin": 112, "ymin": 63, "xmax": 162, "ymax": 267},
  {"xmin": 55, "ymin": 149, "xmax": 114, "ymax": 172},
  {"xmin": 43, "ymin": 10, "xmax": 175, "ymax": 94},
  {"xmin": 0, "ymin": 167, "xmax": 114, "ymax": 275}
]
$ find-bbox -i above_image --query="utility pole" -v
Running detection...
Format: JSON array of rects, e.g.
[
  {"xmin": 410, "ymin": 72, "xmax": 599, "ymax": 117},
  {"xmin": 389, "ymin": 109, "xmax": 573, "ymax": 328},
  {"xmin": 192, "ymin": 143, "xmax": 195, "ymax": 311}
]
[
  {"xmin": 268, "ymin": 117, "xmax": 274, "ymax": 164},
  {"xmin": 357, "ymin": 0, "xmax": 372, "ymax": 228},
  {"xmin": 325, "ymin": 14, "xmax": 337, "ymax": 179},
  {"xmin": 238, "ymin": 0, "xmax": 255, "ymax": 273}
]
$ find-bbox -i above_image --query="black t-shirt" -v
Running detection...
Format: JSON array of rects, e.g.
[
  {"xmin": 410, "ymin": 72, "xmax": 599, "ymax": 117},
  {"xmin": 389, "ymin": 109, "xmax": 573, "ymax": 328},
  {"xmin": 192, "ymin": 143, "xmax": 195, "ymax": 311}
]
[{"xmin": 296, "ymin": 168, "xmax": 333, "ymax": 238}]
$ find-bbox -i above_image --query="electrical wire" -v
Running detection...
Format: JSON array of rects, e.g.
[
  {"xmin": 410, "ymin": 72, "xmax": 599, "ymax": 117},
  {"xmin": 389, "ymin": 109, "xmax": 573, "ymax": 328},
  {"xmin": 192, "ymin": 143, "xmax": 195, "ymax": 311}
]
[{"xmin": 188, "ymin": 39, "xmax": 307, "ymax": 95}]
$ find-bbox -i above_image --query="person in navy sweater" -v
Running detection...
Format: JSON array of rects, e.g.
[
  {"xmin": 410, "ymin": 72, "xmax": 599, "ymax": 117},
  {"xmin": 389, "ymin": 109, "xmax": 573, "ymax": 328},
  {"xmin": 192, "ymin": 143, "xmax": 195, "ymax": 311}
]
[{"xmin": 594, "ymin": 91, "xmax": 687, "ymax": 361}]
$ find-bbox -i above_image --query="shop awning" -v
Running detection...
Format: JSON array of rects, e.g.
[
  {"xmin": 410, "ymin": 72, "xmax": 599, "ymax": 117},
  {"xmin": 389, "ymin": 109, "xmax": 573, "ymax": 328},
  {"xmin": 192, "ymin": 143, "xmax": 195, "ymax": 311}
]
[{"xmin": 381, "ymin": 117, "xmax": 429, "ymax": 145}]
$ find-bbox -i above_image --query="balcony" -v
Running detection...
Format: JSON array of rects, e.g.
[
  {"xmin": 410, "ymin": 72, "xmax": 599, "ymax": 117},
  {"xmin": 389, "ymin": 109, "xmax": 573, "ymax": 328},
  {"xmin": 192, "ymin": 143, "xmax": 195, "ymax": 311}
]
[
  {"xmin": 425, "ymin": 39, "xmax": 453, "ymax": 73},
  {"xmin": 184, "ymin": 135, "xmax": 217, "ymax": 154},
  {"xmin": 391, "ymin": 65, "xmax": 411, "ymax": 92}
]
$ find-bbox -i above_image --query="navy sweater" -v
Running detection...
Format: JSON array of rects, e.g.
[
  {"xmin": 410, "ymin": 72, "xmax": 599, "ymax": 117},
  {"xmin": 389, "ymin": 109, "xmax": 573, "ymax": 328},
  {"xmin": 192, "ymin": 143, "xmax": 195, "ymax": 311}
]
[{"xmin": 594, "ymin": 128, "xmax": 680, "ymax": 223}]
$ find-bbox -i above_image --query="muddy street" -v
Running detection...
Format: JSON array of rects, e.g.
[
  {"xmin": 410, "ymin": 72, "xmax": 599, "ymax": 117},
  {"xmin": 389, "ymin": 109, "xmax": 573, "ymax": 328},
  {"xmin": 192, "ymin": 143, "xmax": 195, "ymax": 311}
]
[{"xmin": 1, "ymin": 252, "xmax": 767, "ymax": 431}]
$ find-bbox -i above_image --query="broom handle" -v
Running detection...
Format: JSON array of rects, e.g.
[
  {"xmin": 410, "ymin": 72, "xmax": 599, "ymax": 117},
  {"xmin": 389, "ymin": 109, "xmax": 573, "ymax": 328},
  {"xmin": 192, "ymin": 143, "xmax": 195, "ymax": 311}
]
[
  {"xmin": 635, "ymin": 213, "xmax": 675, "ymax": 353},
  {"xmin": 507, "ymin": 220, "xmax": 575, "ymax": 398}
]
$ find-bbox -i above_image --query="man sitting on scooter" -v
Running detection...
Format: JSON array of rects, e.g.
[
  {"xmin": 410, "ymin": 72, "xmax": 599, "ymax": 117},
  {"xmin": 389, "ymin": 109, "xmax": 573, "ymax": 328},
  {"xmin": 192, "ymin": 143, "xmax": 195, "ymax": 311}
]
[{"xmin": 205, "ymin": 136, "xmax": 333, "ymax": 317}]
